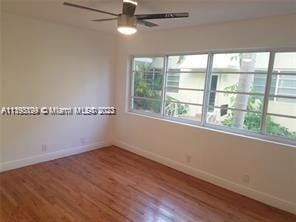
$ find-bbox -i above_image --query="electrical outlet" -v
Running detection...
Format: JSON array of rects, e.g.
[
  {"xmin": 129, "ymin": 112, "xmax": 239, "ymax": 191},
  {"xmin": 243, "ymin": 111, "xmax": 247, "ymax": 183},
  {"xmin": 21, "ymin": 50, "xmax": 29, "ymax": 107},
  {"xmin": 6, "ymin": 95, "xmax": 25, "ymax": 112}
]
[
  {"xmin": 242, "ymin": 175, "xmax": 250, "ymax": 184},
  {"xmin": 80, "ymin": 138, "xmax": 85, "ymax": 145},
  {"xmin": 185, "ymin": 155, "xmax": 191, "ymax": 163},
  {"xmin": 41, "ymin": 144, "xmax": 47, "ymax": 153}
]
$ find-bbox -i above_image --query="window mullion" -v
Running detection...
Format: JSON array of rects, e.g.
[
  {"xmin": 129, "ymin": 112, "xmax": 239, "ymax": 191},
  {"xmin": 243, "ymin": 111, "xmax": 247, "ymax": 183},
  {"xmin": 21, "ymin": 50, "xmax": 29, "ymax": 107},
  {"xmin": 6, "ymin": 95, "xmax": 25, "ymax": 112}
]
[
  {"xmin": 201, "ymin": 53, "xmax": 214, "ymax": 126},
  {"xmin": 129, "ymin": 56, "xmax": 135, "ymax": 111},
  {"xmin": 260, "ymin": 52, "xmax": 275, "ymax": 134},
  {"xmin": 161, "ymin": 56, "xmax": 169, "ymax": 116}
]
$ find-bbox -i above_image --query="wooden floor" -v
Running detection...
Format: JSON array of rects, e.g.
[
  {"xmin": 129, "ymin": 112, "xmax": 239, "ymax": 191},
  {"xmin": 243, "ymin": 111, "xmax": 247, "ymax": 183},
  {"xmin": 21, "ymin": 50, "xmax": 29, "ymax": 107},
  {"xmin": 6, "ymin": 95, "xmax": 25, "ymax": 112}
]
[{"xmin": 0, "ymin": 146, "xmax": 295, "ymax": 222}]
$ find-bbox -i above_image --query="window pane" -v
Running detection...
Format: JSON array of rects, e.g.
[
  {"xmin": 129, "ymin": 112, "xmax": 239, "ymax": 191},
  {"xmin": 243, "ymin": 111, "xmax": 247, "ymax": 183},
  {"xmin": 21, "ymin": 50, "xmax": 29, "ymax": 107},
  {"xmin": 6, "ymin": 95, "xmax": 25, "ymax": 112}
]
[
  {"xmin": 168, "ymin": 55, "xmax": 208, "ymax": 72},
  {"xmin": 167, "ymin": 73, "xmax": 180, "ymax": 90},
  {"xmin": 133, "ymin": 72, "xmax": 163, "ymax": 99},
  {"xmin": 133, "ymin": 57, "xmax": 164, "ymax": 72},
  {"xmin": 133, "ymin": 98, "xmax": 161, "ymax": 114},
  {"xmin": 212, "ymin": 52, "xmax": 269, "ymax": 73},
  {"xmin": 212, "ymin": 73, "xmax": 267, "ymax": 94},
  {"xmin": 267, "ymin": 97, "xmax": 296, "ymax": 117},
  {"xmin": 265, "ymin": 52, "xmax": 296, "ymax": 141},
  {"xmin": 164, "ymin": 54, "xmax": 207, "ymax": 123},
  {"xmin": 166, "ymin": 72, "xmax": 206, "ymax": 90},
  {"xmin": 265, "ymin": 115, "xmax": 296, "ymax": 140},
  {"xmin": 132, "ymin": 57, "xmax": 164, "ymax": 113},
  {"xmin": 208, "ymin": 92, "xmax": 264, "ymax": 112},
  {"xmin": 270, "ymin": 74, "xmax": 296, "ymax": 97},
  {"xmin": 166, "ymin": 90, "xmax": 204, "ymax": 105},
  {"xmin": 207, "ymin": 108, "xmax": 261, "ymax": 132},
  {"xmin": 165, "ymin": 102, "xmax": 202, "ymax": 122},
  {"xmin": 209, "ymin": 52, "xmax": 268, "ymax": 133},
  {"xmin": 273, "ymin": 52, "xmax": 296, "ymax": 73}
]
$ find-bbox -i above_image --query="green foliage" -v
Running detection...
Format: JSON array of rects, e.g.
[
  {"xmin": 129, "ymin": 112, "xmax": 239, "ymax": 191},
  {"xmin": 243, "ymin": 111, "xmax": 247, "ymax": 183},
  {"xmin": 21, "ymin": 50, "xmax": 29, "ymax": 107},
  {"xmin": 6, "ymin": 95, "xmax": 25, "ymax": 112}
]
[
  {"xmin": 265, "ymin": 116, "xmax": 296, "ymax": 139},
  {"xmin": 243, "ymin": 111, "xmax": 261, "ymax": 132},
  {"xmin": 222, "ymin": 85, "xmax": 296, "ymax": 139},
  {"xmin": 134, "ymin": 72, "xmax": 162, "ymax": 98},
  {"xmin": 133, "ymin": 60, "xmax": 189, "ymax": 115},
  {"xmin": 165, "ymin": 97, "xmax": 189, "ymax": 116},
  {"xmin": 133, "ymin": 98, "xmax": 161, "ymax": 113},
  {"xmin": 135, "ymin": 60, "xmax": 153, "ymax": 72},
  {"xmin": 133, "ymin": 70, "xmax": 162, "ymax": 113},
  {"xmin": 221, "ymin": 114, "xmax": 232, "ymax": 127},
  {"xmin": 223, "ymin": 84, "xmax": 238, "ymax": 104}
]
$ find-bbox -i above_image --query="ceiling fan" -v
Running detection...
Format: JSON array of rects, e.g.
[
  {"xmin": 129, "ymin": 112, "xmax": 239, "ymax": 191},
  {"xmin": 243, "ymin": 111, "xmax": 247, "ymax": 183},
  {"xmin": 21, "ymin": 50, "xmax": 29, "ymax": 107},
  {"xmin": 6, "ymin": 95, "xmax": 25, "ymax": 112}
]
[{"xmin": 63, "ymin": 0, "xmax": 189, "ymax": 35}]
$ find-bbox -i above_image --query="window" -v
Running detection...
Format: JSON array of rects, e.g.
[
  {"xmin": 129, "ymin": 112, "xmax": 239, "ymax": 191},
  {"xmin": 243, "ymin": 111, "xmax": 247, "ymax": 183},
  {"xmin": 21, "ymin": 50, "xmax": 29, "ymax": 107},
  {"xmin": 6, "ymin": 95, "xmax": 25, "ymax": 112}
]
[
  {"xmin": 265, "ymin": 52, "xmax": 296, "ymax": 139},
  {"xmin": 165, "ymin": 55, "xmax": 208, "ymax": 122},
  {"xmin": 207, "ymin": 52, "xmax": 270, "ymax": 132},
  {"xmin": 131, "ymin": 57, "xmax": 164, "ymax": 114},
  {"xmin": 130, "ymin": 50, "xmax": 296, "ymax": 145}
]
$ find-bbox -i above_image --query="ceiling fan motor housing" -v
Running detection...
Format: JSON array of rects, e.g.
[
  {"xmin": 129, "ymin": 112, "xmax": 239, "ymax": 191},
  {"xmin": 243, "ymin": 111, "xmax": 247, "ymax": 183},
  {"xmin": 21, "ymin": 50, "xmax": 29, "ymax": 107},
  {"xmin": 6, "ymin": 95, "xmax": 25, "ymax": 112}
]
[{"xmin": 118, "ymin": 14, "xmax": 137, "ymax": 28}]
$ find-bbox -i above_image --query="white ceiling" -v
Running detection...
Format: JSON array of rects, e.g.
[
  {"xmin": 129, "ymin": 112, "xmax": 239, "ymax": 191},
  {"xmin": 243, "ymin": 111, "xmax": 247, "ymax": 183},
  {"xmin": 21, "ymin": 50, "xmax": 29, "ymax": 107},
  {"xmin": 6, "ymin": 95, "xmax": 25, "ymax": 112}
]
[{"xmin": 2, "ymin": 0, "xmax": 296, "ymax": 33}]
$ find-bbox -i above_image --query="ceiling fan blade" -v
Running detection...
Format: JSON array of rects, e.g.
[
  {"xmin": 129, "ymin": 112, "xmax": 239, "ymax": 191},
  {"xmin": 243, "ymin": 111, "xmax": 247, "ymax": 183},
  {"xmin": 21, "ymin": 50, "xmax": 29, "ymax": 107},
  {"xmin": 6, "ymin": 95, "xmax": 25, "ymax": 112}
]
[
  {"xmin": 92, "ymin": 18, "xmax": 118, "ymax": 22},
  {"xmin": 122, "ymin": 0, "xmax": 137, "ymax": 16},
  {"xmin": 136, "ymin": 12, "xmax": 189, "ymax": 20},
  {"xmin": 137, "ymin": 20, "xmax": 158, "ymax": 27},
  {"xmin": 63, "ymin": 2, "xmax": 119, "ymax": 17}
]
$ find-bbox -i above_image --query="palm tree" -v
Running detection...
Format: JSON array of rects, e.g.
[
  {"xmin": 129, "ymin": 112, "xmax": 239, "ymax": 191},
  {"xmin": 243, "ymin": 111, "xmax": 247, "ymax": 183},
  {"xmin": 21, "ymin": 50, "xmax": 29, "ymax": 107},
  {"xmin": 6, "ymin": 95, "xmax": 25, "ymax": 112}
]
[{"xmin": 232, "ymin": 53, "xmax": 256, "ymax": 128}]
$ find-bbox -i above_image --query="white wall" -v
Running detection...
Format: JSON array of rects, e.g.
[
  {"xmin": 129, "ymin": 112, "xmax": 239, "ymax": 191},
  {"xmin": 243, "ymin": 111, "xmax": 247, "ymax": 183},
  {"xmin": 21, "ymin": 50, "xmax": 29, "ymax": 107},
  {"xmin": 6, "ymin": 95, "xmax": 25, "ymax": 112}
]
[
  {"xmin": 0, "ymin": 13, "xmax": 116, "ymax": 170},
  {"xmin": 113, "ymin": 15, "xmax": 296, "ymax": 214},
  {"xmin": 0, "ymin": 3, "xmax": 3, "ymax": 165}
]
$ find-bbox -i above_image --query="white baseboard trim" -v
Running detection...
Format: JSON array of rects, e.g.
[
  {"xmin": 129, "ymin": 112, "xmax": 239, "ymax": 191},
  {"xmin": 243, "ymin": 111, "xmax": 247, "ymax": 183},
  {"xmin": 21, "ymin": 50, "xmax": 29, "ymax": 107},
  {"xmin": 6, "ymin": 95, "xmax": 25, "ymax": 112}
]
[
  {"xmin": 113, "ymin": 139, "xmax": 296, "ymax": 215},
  {"xmin": 0, "ymin": 140, "xmax": 111, "ymax": 173}
]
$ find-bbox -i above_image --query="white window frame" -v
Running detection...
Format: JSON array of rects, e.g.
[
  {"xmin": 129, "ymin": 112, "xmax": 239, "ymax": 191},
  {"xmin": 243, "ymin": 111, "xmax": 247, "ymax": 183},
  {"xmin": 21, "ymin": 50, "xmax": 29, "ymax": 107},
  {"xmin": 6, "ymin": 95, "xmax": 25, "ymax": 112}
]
[
  {"xmin": 164, "ymin": 53, "xmax": 209, "ymax": 125},
  {"xmin": 128, "ymin": 48, "xmax": 296, "ymax": 147}
]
